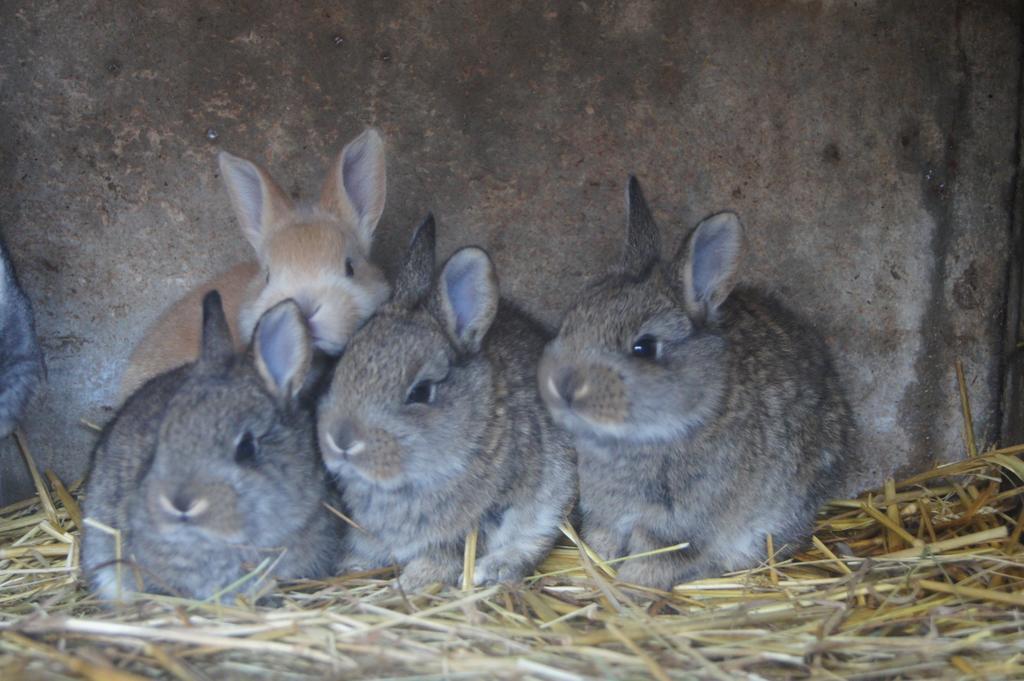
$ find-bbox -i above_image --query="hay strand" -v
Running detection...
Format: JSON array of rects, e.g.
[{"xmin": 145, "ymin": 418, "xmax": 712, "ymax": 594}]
[
  {"xmin": 3, "ymin": 444, "xmax": 1021, "ymax": 679},
  {"xmin": 2, "ymin": 365, "xmax": 1023, "ymax": 678}
]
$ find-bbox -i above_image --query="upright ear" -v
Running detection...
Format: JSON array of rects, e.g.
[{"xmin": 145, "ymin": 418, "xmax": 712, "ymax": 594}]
[
  {"xmin": 253, "ymin": 300, "xmax": 312, "ymax": 402},
  {"xmin": 198, "ymin": 291, "xmax": 234, "ymax": 369},
  {"xmin": 392, "ymin": 213, "xmax": 437, "ymax": 307},
  {"xmin": 218, "ymin": 152, "xmax": 294, "ymax": 255},
  {"xmin": 620, "ymin": 175, "xmax": 661, "ymax": 275},
  {"xmin": 434, "ymin": 247, "xmax": 499, "ymax": 354},
  {"xmin": 320, "ymin": 128, "xmax": 386, "ymax": 253},
  {"xmin": 675, "ymin": 212, "xmax": 745, "ymax": 319}
]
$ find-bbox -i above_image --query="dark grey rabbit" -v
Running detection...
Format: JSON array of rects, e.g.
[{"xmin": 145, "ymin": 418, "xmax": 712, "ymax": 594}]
[
  {"xmin": 318, "ymin": 215, "xmax": 576, "ymax": 591},
  {"xmin": 82, "ymin": 292, "xmax": 344, "ymax": 602},
  {"xmin": 538, "ymin": 177, "xmax": 857, "ymax": 591},
  {"xmin": 0, "ymin": 237, "xmax": 43, "ymax": 438}
]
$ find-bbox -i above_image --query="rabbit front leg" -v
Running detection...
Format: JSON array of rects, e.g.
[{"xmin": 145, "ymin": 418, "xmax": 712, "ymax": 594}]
[
  {"xmin": 0, "ymin": 345, "xmax": 42, "ymax": 438},
  {"xmin": 615, "ymin": 526, "xmax": 717, "ymax": 592},
  {"xmin": 580, "ymin": 522, "xmax": 629, "ymax": 563},
  {"xmin": 472, "ymin": 503, "xmax": 564, "ymax": 585},
  {"xmin": 396, "ymin": 544, "xmax": 462, "ymax": 592},
  {"xmin": 82, "ymin": 531, "xmax": 143, "ymax": 602},
  {"xmin": 338, "ymin": 529, "xmax": 395, "ymax": 576}
]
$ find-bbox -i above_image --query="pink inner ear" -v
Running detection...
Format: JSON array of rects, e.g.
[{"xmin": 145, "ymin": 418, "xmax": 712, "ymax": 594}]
[
  {"xmin": 691, "ymin": 222, "xmax": 740, "ymax": 304},
  {"xmin": 444, "ymin": 256, "xmax": 488, "ymax": 339},
  {"xmin": 343, "ymin": 147, "xmax": 371, "ymax": 214},
  {"xmin": 340, "ymin": 135, "xmax": 383, "ymax": 229},
  {"xmin": 257, "ymin": 303, "xmax": 305, "ymax": 393}
]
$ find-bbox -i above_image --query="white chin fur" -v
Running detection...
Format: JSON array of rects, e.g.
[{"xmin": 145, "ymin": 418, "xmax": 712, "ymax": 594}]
[
  {"xmin": 313, "ymin": 338, "xmax": 346, "ymax": 355},
  {"xmin": 558, "ymin": 407, "xmax": 704, "ymax": 446}
]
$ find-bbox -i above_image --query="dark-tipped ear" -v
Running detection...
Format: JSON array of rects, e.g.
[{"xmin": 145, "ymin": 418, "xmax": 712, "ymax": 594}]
[
  {"xmin": 434, "ymin": 247, "xmax": 498, "ymax": 354},
  {"xmin": 392, "ymin": 213, "xmax": 437, "ymax": 307},
  {"xmin": 253, "ymin": 300, "xmax": 312, "ymax": 402},
  {"xmin": 218, "ymin": 152, "xmax": 294, "ymax": 256},
  {"xmin": 620, "ymin": 175, "xmax": 661, "ymax": 274},
  {"xmin": 676, "ymin": 212, "xmax": 745, "ymax": 319},
  {"xmin": 198, "ymin": 291, "xmax": 234, "ymax": 368},
  {"xmin": 320, "ymin": 128, "xmax": 386, "ymax": 253}
]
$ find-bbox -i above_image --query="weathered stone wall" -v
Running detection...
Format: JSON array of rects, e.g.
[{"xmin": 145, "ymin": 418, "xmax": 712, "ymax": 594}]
[{"xmin": 0, "ymin": 1, "xmax": 1019, "ymax": 502}]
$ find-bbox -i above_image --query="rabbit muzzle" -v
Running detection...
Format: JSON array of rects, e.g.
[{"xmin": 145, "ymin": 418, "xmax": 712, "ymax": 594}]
[
  {"xmin": 323, "ymin": 420, "xmax": 367, "ymax": 460},
  {"xmin": 539, "ymin": 350, "xmax": 629, "ymax": 432},
  {"xmin": 148, "ymin": 482, "xmax": 244, "ymax": 541},
  {"xmin": 321, "ymin": 419, "xmax": 404, "ymax": 483}
]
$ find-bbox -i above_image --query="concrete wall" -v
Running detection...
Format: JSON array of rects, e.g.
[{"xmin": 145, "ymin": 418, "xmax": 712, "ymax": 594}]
[{"xmin": 0, "ymin": 1, "xmax": 1020, "ymax": 503}]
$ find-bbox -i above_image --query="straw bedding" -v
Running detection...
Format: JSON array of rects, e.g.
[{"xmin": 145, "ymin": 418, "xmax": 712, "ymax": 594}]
[{"xmin": 1, "ymin": 395, "xmax": 1022, "ymax": 679}]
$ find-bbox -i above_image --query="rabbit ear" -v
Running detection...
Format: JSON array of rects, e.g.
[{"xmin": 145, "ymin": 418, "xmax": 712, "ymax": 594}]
[
  {"xmin": 434, "ymin": 247, "xmax": 498, "ymax": 354},
  {"xmin": 676, "ymin": 212, "xmax": 745, "ymax": 318},
  {"xmin": 320, "ymin": 128, "xmax": 386, "ymax": 253},
  {"xmin": 392, "ymin": 213, "xmax": 436, "ymax": 307},
  {"xmin": 218, "ymin": 152, "xmax": 294, "ymax": 255},
  {"xmin": 253, "ymin": 300, "xmax": 311, "ymax": 402},
  {"xmin": 620, "ymin": 175, "xmax": 661, "ymax": 275},
  {"xmin": 198, "ymin": 291, "xmax": 234, "ymax": 368}
]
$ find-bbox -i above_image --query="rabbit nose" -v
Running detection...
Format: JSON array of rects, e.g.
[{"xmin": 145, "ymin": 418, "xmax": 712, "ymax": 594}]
[
  {"xmin": 325, "ymin": 421, "xmax": 366, "ymax": 457},
  {"xmin": 550, "ymin": 369, "xmax": 588, "ymax": 407},
  {"xmin": 158, "ymin": 491, "xmax": 210, "ymax": 521}
]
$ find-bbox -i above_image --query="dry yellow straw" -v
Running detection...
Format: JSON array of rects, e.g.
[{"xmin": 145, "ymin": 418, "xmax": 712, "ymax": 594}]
[
  {"xmin": 462, "ymin": 527, "xmax": 479, "ymax": 591},
  {"xmin": 45, "ymin": 470, "xmax": 83, "ymax": 531},
  {"xmin": 2, "ymin": 365, "xmax": 1024, "ymax": 681},
  {"xmin": 14, "ymin": 428, "xmax": 59, "ymax": 529},
  {"xmin": 955, "ymin": 358, "xmax": 978, "ymax": 458},
  {"xmin": 4, "ymin": 631, "xmax": 149, "ymax": 681},
  {"xmin": 917, "ymin": 578, "xmax": 1024, "ymax": 607},
  {"xmin": 880, "ymin": 526, "xmax": 1007, "ymax": 559}
]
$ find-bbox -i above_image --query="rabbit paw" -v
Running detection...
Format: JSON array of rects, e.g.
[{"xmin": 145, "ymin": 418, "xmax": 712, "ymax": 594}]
[
  {"xmin": 581, "ymin": 525, "xmax": 626, "ymax": 562},
  {"xmin": 471, "ymin": 553, "xmax": 531, "ymax": 586},
  {"xmin": 614, "ymin": 558, "xmax": 679, "ymax": 593},
  {"xmin": 395, "ymin": 558, "xmax": 459, "ymax": 593},
  {"xmin": 337, "ymin": 561, "xmax": 371, "ymax": 577}
]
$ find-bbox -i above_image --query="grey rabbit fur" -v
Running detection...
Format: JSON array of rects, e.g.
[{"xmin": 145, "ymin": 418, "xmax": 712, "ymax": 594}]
[
  {"xmin": 317, "ymin": 215, "xmax": 577, "ymax": 591},
  {"xmin": 538, "ymin": 176, "xmax": 857, "ymax": 591},
  {"xmin": 0, "ymin": 236, "xmax": 44, "ymax": 438},
  {"xmin": 82, "ymin": 291, "xmax": 344, "ymax": 602}
]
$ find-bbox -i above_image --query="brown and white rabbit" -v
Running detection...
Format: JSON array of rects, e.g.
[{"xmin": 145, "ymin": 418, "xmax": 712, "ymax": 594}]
[
  {"xmin": 538, "ymin": 177, "xmax": 857, "ymax": 591},
  {"xmin": 120, "ymin": 129, "xmax": 391, "ymax": 398},
  {"xmin": 0, "ymin": 236, "xmax": 44, "ymax": 437},
  {"xmin": 84, "ymin": 292, "xmax": 344, "ymax": 602},
  {"xmin": 317, "ymin": 215, "xmax": 576, "ymax": 591}
]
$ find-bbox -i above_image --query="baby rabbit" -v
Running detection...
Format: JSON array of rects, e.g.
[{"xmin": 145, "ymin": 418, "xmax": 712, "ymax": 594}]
[
  {"xmin": 538, "ymin": 177, "xmax": 856, "ymax": 591},
  {"xmin": 0, "ymin": 236, "xmax": 44, "ymax": 438},
  {"xmin": 120, "ymin": 128, "xmax": 391, "ymax": 398},
  {"xmin": 318, "ymin": 215, "xmax": 576, "ymax": 591},
  {"xmin": 83, "ymin": 291, "xmax": 344, "ymax": 602}
]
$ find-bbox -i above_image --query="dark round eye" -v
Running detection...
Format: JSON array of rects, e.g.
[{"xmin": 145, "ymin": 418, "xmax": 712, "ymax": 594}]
[
  {"xmin": 405, "ymin": 380, "xmax": 435, "ymax": 405},
  {"xmin": 345, "ymin": 257, "xmax": 354, "ymax": 278},
  {"xmin": 235, "ymin": 431, "xmax": 258, "ymax": 465},
  {"xmin": 631, "ymin": 335, "xmax": 660, "ymax": 360}
]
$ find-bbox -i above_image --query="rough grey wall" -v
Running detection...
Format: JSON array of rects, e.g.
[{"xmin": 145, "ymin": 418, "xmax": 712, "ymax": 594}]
[{"xmin": 0, "ymin": 1, "xmax": 1019, "ymax": 503}]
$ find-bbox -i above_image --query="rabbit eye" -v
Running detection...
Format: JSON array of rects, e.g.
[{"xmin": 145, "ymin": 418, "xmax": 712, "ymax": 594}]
[
  {"xmin": 345, "ymin": 257, "xmax": 355, "ymax": 278},
  {"xmin": 631, "ymin": 334, "xmax": 660, "ymax": 360},
  {"xmin": 235, "ymin": 431, "xmax": 258, "ymax": 465},
  {"xmin": 405, "ymin": 380, "xmax": 435, "ymax": 405},
  {"xmin": 264, "ymin": 271, "xmax": 271, "ymax": 284}
]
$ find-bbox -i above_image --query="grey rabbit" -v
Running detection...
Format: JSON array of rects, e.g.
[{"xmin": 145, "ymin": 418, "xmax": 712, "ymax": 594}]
[
  {"xmin": 538, "ymin": 177, "xmax": 857, "ymax": 590},
  {"xmin": 82, "ymin": 291, "xmax": 344, "ymax": 602},
  {"xmin": 317, "ymin": 215, "xmax": 576, "ymax": 591},
  {"xmin": 0, "ymin": 236, "xmax": 44, "ymax": 438}
]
